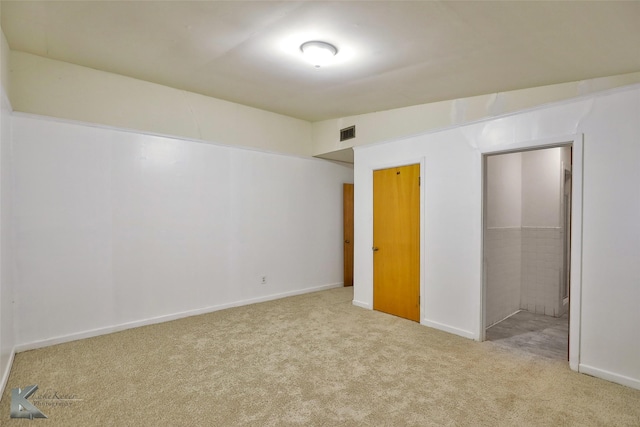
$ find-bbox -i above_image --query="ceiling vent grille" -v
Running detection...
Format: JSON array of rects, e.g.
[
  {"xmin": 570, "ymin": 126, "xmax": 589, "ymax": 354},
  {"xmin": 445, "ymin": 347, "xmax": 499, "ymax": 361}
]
[{"xmin": 340, "ymin": 125, "xmax": 356, "ymax": 142}]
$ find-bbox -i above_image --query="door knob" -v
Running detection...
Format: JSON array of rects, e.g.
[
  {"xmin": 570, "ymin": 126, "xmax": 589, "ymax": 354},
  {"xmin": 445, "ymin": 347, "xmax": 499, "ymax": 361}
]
[
  {"xmin": 372, "ymin": 247, "xmax": 379, "ymax": 252},
  {"xmin": 345, "ymin": 240, "xmax": 350, "ymax": 244}
]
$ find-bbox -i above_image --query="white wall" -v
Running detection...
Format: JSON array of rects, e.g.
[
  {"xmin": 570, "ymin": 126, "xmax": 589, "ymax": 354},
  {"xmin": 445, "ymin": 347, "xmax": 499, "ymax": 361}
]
[
  {"xmin": 353, "ymin": 84, "xmax": 640, "ymax": 390},
  {"xmin": 11, "ymin": 114, "xmax": 353, "ymax": 348},
  {"xmin": 10, "ymin": 52, "xmax": 312, "ymax": 157},
  {"xmin": 353, "ymin": 128, "xmax": 482, "ymax": 339},
  {"xmin": 578, "ymin": 88, "xmax": 640, "ymax": 388},
  {"xmin": 0, "ymin": 90, "xmax": 12, "ymax": 393},
  {"xmin": 486, "ymin": 152, "xmax": 522, "ymax": 228},
  {"xmin": 0, "ymin": 24, "xmax": 15, "ymax": 395},
  {"xmin": 522, "ymin": 148, "xmax": 562, "ymax": 227}
]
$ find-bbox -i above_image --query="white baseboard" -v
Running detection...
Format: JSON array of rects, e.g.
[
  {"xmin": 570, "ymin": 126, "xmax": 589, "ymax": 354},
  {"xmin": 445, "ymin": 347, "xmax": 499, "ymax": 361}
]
[
  {"xmin": 352, "ymin": 300, "xmax": 371, "ymax": 309},
  {"xmin": 0, "ymin": 346, "xmax": 16, "ymax": 397},
  {"xmin": 351, "ymin": 305, "xmax": 477, "ymax": 341},
  {"xmin": 579, "ymin": 364, "xmax": 640, "ymax": 391},
  {"xmin": 486, "ymin": 309, "xmax": 521, "ymax": 329},
  {"xmin": 15, "ymin": 283, "xmax": 343, "ymax": 353},
  {"xmin": 421, "ymin": 319, "xmax": 477, "ymax": 340}
]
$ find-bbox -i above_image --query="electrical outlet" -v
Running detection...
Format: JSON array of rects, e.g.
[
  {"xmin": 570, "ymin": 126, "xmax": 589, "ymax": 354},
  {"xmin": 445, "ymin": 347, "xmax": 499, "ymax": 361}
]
[{"xmin": 261, "ymin": 276, "xmax": 267, "ymax": 285}]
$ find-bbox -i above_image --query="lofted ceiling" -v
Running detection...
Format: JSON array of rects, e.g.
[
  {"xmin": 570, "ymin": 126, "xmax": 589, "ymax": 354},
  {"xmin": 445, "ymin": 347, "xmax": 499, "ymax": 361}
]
[{"xmin": 1, "ymin": 1, "xmax": 640, "ymax": 123}]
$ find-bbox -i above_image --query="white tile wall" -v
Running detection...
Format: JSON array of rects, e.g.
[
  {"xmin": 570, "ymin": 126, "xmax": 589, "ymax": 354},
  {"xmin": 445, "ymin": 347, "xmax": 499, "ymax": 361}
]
[
  {"xmin": 485, "ymin": 227, "xmax": 521, "ymax": 326},
  {"xmin": 486, "ymin": 226, "xmax": 566, "ymax": 327},
  {"xmin": 521, "ymin": 227, "xmax": 564, "ymax": 317}
]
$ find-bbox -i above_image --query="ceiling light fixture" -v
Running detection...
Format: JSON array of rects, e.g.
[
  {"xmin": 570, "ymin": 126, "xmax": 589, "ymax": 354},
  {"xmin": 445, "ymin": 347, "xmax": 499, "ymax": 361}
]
[{"xmin": 300, "ymin": 41, "xmax": 338, "ymax": 68}]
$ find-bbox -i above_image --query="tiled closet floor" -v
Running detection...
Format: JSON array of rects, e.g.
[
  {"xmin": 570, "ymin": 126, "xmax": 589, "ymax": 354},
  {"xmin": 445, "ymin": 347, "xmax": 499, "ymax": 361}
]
[{"xmin": 486, "ymin": 310, "xmax": 569, "ymax": 360}]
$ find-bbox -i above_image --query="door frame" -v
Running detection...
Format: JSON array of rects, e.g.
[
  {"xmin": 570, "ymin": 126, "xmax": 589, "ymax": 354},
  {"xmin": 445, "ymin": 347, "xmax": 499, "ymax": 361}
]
[
  {"xmin": 480, "ymin": 134, "xmax": 583, "ymax": 371},
  {"xmin": 369, "ymin": 157, "xmax": 426, "ymax": 323}
]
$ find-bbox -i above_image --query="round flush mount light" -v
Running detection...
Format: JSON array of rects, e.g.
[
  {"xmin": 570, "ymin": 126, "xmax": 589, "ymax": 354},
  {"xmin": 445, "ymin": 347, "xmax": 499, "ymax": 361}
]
[{"xmin": 300, "ymin": 41, "xmax": 338, "ymax": 68}]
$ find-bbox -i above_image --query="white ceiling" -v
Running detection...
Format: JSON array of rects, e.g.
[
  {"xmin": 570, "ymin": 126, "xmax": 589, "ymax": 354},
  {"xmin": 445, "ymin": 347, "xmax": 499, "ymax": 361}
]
[{"xmin": 2, "ymin": 1, "xmax": 639, "ymax": 122}]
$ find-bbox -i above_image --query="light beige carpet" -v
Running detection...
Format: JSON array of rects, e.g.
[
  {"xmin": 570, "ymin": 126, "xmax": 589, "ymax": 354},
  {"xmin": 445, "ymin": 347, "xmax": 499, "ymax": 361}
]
[{"xmin": 1, "ymin": 287, "xmax": 639, "ymax": 426}]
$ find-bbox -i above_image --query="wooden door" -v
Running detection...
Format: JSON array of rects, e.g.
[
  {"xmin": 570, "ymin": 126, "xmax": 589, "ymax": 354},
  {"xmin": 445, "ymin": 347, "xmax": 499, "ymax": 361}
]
[
  {"xmin": 373, "ymin": 164, "xmax": 420, "ymax": 321},
  {"xmin": 343, "ymin": 183, "xmax": 354, "ymax": 286}
]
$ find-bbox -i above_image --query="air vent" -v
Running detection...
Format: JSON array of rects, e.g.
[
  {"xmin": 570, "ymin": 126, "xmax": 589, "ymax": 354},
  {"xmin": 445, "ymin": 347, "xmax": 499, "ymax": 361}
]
[{"xmin": 340, "ymin": 125, "xmax": 356, "ymax": 142}]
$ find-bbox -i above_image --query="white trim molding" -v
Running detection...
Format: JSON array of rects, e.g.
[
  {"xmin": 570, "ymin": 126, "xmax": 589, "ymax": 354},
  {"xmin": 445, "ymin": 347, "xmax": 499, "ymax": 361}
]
[
  {"xmin": 15, "ymin": 283, "xmax": 342, "ymax": 353},
  {"xmin": 422, "ymin": 319, "xmax": 476, "ymax": 341},
  {"xmin": 579, "ymin": 364, "xmax": 640, "ymax": 391}
]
